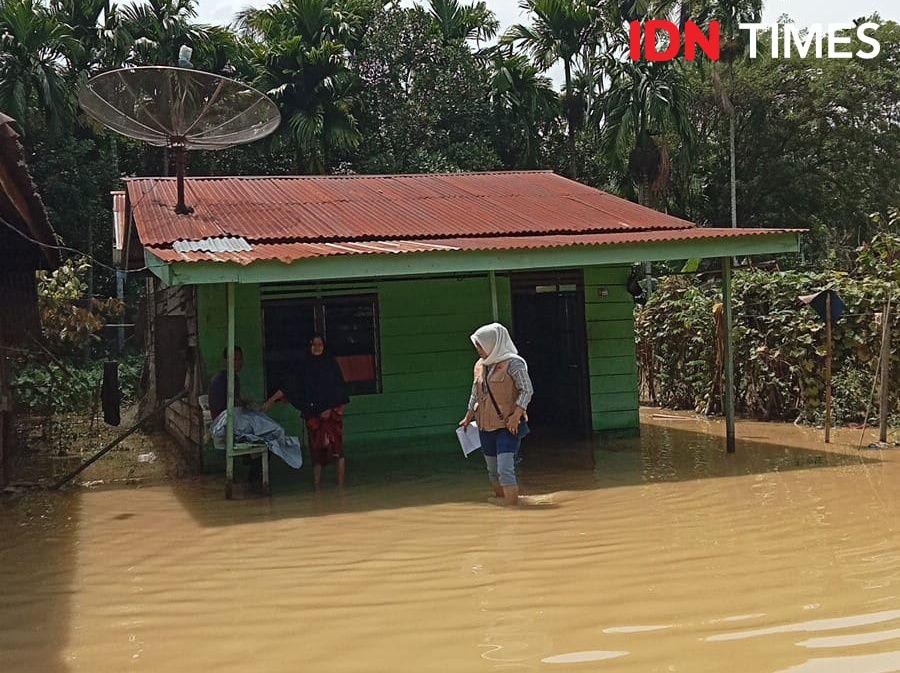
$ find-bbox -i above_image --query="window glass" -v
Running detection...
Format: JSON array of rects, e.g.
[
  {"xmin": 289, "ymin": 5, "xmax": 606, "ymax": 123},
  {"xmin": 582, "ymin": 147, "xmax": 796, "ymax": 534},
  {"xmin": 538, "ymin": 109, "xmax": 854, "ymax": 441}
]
[{"xmin": 263, "ymin": 294, "xmax": 380, "ymax": 398}]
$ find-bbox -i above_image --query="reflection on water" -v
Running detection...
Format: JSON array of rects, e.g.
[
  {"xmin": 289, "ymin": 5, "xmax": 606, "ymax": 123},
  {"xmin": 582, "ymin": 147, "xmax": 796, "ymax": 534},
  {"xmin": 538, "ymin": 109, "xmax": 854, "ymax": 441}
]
[
  {"xmin": 1, "ymin": 411, "xmax": 899, "ymax": 673},
  {"xmin": 541, "ymin": 650, "xmax": 629, "ymax": 664},
  {"xmin": 773, "ymin": 651, "xmax": 900, "ymax": 673},
  {"xmin": 797, "ymin": 628, "xmax": 900, "ymax": 649},
  {"xmin": 706, "ymin": 609, "xmax": 900, "ymax": 642}
]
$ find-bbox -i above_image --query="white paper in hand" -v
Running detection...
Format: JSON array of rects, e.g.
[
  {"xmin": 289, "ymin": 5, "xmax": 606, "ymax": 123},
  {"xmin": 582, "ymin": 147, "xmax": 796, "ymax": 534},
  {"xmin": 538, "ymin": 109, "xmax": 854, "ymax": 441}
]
[{"xmin": 456, "ymin": 422, "xmax": 481, "ymax": 457}]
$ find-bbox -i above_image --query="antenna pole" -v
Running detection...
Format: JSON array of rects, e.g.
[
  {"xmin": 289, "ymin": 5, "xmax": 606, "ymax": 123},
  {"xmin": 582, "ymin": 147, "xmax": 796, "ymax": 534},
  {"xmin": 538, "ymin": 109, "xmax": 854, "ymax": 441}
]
[{"xmin": 174, "ymin": 146, "xmax": 192, "ymax": 215}]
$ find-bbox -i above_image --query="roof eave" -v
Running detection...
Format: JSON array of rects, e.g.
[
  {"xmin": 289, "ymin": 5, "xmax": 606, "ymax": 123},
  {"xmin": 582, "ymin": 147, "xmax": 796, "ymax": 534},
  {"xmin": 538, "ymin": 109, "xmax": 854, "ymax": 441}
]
[{"xmin": 153, "ymin": 230, "xmax": 802, "ymax": 286}]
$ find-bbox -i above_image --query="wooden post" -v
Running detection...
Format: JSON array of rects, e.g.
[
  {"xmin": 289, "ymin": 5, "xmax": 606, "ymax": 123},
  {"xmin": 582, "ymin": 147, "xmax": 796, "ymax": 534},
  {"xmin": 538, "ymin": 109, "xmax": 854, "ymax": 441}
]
[
  {"xmin": 825, "ymin": 292, "xmax": 832, "ymax": 444},
  {"xmin": 722, "ymin": 257, "xmax": 736, "ymax": 453},
  {"xmin": 225, "ymin": 282, "xmax": 235, "ymax": 499},
  {"xmin": 489, "ymin": 270, "xmax": 499, "ymax": 322},
  {"xmin": 879, "ymin": 300, "xmax": 891, "ymax": 444}
]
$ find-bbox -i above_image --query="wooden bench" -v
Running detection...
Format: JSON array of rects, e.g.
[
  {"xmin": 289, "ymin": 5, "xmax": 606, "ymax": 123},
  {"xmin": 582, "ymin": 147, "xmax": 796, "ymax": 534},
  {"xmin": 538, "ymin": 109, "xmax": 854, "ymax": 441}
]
[{"xmin": 198, "ymin": 395, "xmax": 270, "ymax": 499}]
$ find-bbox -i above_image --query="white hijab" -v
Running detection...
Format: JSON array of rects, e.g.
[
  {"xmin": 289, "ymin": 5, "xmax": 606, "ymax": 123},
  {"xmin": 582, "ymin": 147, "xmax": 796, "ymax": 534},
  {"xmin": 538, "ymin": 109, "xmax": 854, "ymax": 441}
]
[{"xmin": 470, "ymin": 323, "xmax": 526, "ymax": 367}]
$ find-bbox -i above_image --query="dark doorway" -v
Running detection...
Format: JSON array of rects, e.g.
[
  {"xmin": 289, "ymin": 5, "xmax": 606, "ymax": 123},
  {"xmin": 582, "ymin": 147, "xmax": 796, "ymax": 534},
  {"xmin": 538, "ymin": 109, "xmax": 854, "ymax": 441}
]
[{"xmin": 511, "ymin": 271, "xmax": 591, "ymax": 434}]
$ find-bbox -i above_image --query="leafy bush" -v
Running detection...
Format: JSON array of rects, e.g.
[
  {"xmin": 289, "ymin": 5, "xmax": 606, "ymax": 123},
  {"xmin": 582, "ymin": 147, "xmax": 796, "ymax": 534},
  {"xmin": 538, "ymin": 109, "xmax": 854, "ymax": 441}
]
[
  {"xmin": 11, "ymin": 355, "xmax": 145, "ymax": 416},
  {"xmin": 36, "ymin": 258, "xmax": 123, "ymax": 356},
  {"xmin": 636, "ymin": 234, "xmax": 899, "ymax": 425}
]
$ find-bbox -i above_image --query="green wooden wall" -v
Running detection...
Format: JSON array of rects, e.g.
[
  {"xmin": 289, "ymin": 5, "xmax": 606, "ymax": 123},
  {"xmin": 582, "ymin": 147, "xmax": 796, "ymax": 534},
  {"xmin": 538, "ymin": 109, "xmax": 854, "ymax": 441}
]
[
  {"xmin": 196, "ymin": 266, "xmax": 638, "ymax": 448},
  {"xmin": 584, "ymin": 266, "xmax": 640, "ymax": 433},
  {"xmin": 197, "ymin": 275, "xmax": 512, "ymax": 449}
]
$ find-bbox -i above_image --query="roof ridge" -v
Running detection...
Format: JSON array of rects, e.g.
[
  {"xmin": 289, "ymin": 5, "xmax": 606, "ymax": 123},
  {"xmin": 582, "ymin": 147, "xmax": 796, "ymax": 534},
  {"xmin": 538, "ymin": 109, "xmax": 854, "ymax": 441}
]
[{"xmin": 123, "ymin": 170, "xmax": 557, "ymax": 182}]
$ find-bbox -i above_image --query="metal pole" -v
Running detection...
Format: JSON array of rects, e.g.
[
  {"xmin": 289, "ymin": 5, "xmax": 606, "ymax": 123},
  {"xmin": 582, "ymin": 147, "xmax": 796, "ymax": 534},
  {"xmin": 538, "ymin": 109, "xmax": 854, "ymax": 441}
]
[
  {"xmin": 226, "ymin": 283, "xmax": 235, "ymax": 495},
  {"xmin": 722, "ymin": 257, "xmax": 736, "ymax": 453},
  {"xmin": 116, "ymin": 269, "xmax": 125, "ymax": 353},
  {"xmin": 879, "ymin": 299, "xmax": 891, "ymax": 443},
  {"xmin": 489, "ymin": 270, "xmax": 499, "ymax": 322},
  {"xmin": 174, "ymin": 147, "xmax": 192, "ymax": 215},
  {"xmin": 825, "ymin": 292, "xmax": 832, "ymax": 444}
]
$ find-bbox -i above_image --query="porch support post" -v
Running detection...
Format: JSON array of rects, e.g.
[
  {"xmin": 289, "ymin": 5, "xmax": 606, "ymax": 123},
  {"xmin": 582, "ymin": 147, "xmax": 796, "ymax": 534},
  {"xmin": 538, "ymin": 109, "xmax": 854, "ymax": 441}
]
[
  {"xmin": 722, "ymin": 257, "xmax": 736, "ymax": 453},
  {"xmin": 489, "ymin": 270, "xmax": 499, "ymax": 322},
  {"xmin": 226, "ymin": 282, "xmax": 235, "ymax": 495}
]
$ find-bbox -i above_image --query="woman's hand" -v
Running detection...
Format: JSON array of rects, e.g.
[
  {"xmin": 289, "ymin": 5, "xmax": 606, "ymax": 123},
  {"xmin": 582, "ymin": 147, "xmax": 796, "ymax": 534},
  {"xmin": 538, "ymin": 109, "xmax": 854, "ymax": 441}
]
[
  {"xmin": 261, "ymin": 390, "xmax": 284, "ymax": 413},
  {"xmin": 459, "ymin": 410, "xmax": 475, "ymax": 428},
  {"xmin": 506, "ymin": 407, "xmax": 525, "ymax": 435}
]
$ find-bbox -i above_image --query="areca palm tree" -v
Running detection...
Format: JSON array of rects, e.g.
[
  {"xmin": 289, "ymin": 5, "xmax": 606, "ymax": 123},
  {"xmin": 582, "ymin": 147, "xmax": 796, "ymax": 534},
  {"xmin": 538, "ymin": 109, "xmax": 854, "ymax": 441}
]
[
  {"xmin": 0, "ymin": 0, "xmax": 78, "ymax": 132},
  {"xmin": 50, "ymin": 0, "xmax": 130, "ymax": 75},
  {"xmin": 237, "ymin": 0, "xmax": 369, "ymax": 53},
  {"xmin": 247, "ymin": 0, "xmax": 364, "ymax": 173},
  {"xmin": 702, "ymin": 0, "xmax": 761, "ymax": 230},
  {"xmin": 503, "ymin": 0, "xmax": 594, "ymax": 178},
  {"xmin": 426, "ymin": 0, "xmax": 498, "ymax": 46},
  {"xmin": 598, "ymin": 59, "xmax": 693, "ymax": 208},
  {"xmin": 489, "ymin": 51, "xmax": 557, "ymax": 167},
  {"xmin": 119, "ymin": 0, "xmax": 210, "ymax": 66}
]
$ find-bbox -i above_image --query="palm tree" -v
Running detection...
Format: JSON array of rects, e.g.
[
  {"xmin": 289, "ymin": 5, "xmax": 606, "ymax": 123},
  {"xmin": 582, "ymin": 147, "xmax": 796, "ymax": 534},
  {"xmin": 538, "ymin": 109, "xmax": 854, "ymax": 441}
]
[
  {"xmin": 246, "ymin": 0, "xmax": 364, "ymax": 173},
  {"xmin": 0, "ymin": 0, "xmax": 78, "ymax": 132},
  {"xmin": 503, "ymin": 0, "xmax": 593, "ymax": 179},
  {"xmin": 49, "ymin": 0, "xmax": 130, "ymax": 75},
  {"xmin": 705, "ymin": 0, "xmax": 761, "ymax": 230},
  {"xmin": 426, "ymin": 0, "xmax": 498, "ymax": 45},
  {"xmin": 119, "ymin": 0, "xmax": 210, "ymax": 66},
  {"xmin": 237, "ymin": 0, "xmax": 369, "ymax": 53},
  {"xmin": 489, "ymin": 51, "xmax": 558, "ymax": 167},
  {"xmin": 598, "ymin": 58, "xmax": 693, "ymax": 208}
]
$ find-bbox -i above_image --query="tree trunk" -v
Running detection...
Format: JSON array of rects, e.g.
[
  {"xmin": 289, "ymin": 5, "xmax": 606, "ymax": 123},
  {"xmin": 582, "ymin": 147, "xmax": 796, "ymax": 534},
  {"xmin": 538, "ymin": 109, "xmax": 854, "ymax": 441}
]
[
  {"xmin": 729, "ymin": 111, "xmax": 737, "ymax": 229},
  {"xmin": 637, "ymin": 180, "xmax": 650, "ymax": 208},
  {"xmin": 564, "ymin": 58, "xmax": 577, "ymax": 180}
]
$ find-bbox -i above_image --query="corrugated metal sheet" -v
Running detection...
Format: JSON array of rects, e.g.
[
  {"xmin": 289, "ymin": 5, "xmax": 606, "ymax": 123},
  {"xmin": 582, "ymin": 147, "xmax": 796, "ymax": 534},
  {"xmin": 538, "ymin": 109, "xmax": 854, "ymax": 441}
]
[
  {"xmin": 172, "ymin": 236, "xmax": 252, "ymax": 253},
  {"xmin": 147, "ymin": 228, "xmax": 802, "ymax": 266},
  {"xmin": 111, "ymin": 191, "xmax": 126, "ymax": 254},
  {"xmin": 126, "ymin": 172, "xmax": 697, "ymax": 247}
]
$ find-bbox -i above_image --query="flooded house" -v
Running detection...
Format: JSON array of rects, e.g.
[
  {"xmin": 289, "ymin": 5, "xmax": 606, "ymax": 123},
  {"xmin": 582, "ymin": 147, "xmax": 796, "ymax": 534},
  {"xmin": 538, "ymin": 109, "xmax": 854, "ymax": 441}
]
[
  {"xmin": 116, "ymin": 171, "xmax": 801, "ymax": 480},
  {"xmin": 0, "ymin": 114, "xmax": 59, "ymax": 486}
]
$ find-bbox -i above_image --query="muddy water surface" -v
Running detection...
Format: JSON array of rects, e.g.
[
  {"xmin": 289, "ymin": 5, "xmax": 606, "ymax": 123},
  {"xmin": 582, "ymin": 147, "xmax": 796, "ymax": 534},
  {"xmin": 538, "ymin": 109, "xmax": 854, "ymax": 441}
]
[{"xmin": 2, "ymin": 411, "xmax": 899, "ymax": 673}]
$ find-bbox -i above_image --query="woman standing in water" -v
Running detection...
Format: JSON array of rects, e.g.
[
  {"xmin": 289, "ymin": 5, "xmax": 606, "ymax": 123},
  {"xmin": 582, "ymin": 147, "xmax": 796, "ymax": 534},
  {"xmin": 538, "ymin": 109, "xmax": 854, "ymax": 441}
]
[
  {"xmin": 460, "ymin": 323, "xmax": 533, "ymax": 506},
  {"xmin": 297, "ymin": 335, "xmax": 350, "ymax": 490}
]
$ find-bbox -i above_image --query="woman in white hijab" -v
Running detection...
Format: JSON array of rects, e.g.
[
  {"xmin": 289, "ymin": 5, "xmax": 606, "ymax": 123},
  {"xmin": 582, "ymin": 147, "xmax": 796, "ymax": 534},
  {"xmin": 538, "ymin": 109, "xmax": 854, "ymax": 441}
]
[{"xmin": 460, "ymin": 323, "xmax": 534, "ymax": 506}]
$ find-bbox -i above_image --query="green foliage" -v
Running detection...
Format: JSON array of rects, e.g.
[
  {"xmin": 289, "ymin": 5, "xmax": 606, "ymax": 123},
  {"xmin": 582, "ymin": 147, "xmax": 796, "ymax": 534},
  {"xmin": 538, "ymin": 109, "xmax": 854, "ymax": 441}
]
[
  {"xmin": 36, "ymin": 259, "xmax": 123, "ymax": 356},
  {"xmin": 681, "ymin": 21, "xmax": 900, "ymax": 258},
  {"xmin": 11, "ymin": 355, "xmax": 144, "ymax": 415},
  {"xmin": 637, "ymin": 246, "xmax": 900, "ymax": 425},
  {"xmin": 351, "ymin": 3, "xmax": 500, "ymax": 173}
]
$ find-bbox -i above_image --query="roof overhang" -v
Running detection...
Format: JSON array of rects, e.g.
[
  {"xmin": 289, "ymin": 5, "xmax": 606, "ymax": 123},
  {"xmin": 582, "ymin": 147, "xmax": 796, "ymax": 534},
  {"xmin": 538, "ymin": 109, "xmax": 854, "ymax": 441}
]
[
  {"xmin": 148, "ymin": 228, "xmax": 802, "ymax": 286},
  {"xmin": 0, "ymin": 113, "xmax": 58, "ymax": 269}
]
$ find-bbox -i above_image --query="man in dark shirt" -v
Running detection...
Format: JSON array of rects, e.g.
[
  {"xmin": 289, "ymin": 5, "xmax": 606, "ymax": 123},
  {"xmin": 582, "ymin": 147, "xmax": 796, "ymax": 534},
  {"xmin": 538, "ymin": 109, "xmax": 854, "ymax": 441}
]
[
  {"xmin": 209, "ymin": 346, "xmax": 282, "ymax": 419},
  {"xmin": 209, "ymin": 347, "xmax": 246, "ymax": 419}
]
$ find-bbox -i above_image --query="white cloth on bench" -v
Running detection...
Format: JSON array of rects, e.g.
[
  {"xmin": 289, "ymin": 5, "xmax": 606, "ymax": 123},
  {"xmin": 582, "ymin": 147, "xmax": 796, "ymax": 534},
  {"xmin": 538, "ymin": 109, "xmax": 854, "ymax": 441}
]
[{"xmin": 211, "ymin": 409, "xmax": 303, "ymax": 469}]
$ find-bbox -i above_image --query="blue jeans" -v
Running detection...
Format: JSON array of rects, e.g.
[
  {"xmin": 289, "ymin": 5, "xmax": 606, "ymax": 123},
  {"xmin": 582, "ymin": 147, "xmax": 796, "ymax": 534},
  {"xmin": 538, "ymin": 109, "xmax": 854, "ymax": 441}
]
[{"xmin": 480, "ymin": 429, "xmax": 521, "ymax": 487}]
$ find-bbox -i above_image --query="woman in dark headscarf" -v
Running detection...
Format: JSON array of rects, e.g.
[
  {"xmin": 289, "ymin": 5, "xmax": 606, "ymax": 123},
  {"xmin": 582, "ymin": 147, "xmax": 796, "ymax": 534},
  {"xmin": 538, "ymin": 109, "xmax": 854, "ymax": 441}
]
[{"xmin": 298, "ymin": 334, "xmax": 350, "ymax": 489}]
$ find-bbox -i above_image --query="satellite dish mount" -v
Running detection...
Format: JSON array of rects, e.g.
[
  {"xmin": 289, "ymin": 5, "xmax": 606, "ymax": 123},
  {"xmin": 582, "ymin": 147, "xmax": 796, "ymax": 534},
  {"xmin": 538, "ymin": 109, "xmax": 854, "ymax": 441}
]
[{"xmin": 170, "ymin": 137, "xmax": 192, "ymax": 214}]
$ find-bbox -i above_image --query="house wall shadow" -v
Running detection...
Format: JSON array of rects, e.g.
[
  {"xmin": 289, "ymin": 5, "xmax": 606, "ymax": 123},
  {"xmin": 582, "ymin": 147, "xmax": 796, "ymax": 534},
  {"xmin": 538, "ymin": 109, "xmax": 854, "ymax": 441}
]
[{"xmin": 0, "ymin": 490, "xmax": 78, "ymax": 673}]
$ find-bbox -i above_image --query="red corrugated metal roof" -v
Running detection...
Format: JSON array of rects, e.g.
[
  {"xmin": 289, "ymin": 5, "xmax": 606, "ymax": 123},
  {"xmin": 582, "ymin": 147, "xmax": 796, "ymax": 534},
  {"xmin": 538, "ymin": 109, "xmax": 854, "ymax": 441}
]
[
  {"xmin": 148, "ymin": 228, "xmax": 802, "ymax": 266},
  {"xmin": 126, "ymin": 171, "xmax": 697, "ymax": 247}
]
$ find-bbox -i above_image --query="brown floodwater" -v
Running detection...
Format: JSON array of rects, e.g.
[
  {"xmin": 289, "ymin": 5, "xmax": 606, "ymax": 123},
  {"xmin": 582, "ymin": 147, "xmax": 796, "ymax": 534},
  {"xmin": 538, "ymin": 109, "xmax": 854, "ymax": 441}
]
[{"xmin": 2, "ymin": 410, "xmax": 899, "ymax": 673}]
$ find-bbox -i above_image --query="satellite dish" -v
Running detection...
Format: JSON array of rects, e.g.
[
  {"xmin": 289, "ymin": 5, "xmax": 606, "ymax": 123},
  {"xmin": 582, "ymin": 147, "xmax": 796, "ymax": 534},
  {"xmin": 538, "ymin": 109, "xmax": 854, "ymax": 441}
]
[{"xmin": 78, "ymin": 66, "xmax": 280, "ymax": 214}]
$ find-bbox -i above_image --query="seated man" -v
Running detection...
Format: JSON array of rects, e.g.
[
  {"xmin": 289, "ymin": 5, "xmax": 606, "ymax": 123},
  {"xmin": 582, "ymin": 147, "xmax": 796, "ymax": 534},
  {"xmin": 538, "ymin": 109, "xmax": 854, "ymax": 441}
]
[{"xmin": 209, "ymin": 346, "xmax": 303, "ymax": 471}]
